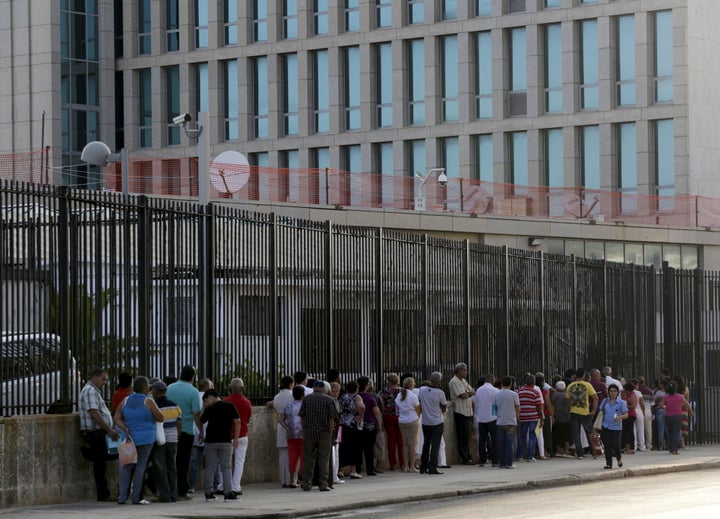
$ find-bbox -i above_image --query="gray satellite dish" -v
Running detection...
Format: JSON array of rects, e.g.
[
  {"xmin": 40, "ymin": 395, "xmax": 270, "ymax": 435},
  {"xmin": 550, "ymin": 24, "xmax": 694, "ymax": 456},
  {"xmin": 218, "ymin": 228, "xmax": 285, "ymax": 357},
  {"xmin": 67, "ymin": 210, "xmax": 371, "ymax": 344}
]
[
  {"xmin": 209, "ymin": 151, "xmax": 250, "ymax": 194},
  {"xmin": 80, "ymin": 141, "xmax": 112, "ymax": 167}
]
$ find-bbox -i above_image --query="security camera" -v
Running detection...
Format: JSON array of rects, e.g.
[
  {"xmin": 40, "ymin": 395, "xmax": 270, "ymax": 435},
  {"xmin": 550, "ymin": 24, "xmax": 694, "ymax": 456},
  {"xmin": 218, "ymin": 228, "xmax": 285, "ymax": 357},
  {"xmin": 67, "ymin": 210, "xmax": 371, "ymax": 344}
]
[
  {"xmin": 173, "ymin": 113, "xmax": 192, "ymax": 126},
  {"xmin": 437, "ymin": 171, "xmax": 448, "ymax": 186}
]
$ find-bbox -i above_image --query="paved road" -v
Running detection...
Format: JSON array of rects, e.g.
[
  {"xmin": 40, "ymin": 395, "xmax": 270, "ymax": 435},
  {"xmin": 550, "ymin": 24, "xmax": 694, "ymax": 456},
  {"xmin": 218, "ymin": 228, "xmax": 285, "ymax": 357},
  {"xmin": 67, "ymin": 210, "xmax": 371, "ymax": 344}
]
[{"xmin": 328, "ymin": 469, "xmax": 720, "ymax": 518}]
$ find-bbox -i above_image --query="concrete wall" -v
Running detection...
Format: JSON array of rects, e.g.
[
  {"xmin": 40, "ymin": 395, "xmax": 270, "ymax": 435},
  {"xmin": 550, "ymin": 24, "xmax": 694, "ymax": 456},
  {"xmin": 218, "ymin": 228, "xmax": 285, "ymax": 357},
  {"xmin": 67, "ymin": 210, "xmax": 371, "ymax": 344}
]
[{"xmin": 0, "ymin": 405, "xmax": 465, "ymax": 508}]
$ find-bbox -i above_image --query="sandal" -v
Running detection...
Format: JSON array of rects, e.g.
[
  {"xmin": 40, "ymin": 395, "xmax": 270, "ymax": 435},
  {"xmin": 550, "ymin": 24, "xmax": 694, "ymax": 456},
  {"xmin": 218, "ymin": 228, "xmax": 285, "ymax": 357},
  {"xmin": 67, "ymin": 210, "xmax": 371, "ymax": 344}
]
[
  {"xmin": 618, "ymin": 459, "xmax": 623, "ymax": 467},
  {"xmin": 350, "ymin": 473, "xmax": 362, "ymax": 479}
]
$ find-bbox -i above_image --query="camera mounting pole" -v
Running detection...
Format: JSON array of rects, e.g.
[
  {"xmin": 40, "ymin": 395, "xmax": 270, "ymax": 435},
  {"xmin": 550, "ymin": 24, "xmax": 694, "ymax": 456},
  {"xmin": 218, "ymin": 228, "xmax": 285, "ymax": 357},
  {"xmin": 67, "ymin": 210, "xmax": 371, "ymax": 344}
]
[{"xmin": 414, "ymin": 167, "xmax": 447, "ymax": 211}]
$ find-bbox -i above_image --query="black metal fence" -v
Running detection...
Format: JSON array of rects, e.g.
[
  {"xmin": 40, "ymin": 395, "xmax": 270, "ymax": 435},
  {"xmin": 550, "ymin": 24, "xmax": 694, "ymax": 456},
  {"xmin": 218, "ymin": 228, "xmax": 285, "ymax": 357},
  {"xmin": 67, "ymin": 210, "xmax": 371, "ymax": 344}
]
[{"xmin": 0, "ymin": 180, "xmax": 718, "ymax": 443}]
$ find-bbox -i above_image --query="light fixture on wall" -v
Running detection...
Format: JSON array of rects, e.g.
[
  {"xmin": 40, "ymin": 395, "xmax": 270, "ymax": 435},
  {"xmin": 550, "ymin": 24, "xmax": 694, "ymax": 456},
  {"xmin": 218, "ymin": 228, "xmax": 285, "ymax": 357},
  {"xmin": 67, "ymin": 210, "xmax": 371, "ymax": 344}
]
[{"xmin": 528, "ymin": 237, "xmax": 543, "ymax": 247}]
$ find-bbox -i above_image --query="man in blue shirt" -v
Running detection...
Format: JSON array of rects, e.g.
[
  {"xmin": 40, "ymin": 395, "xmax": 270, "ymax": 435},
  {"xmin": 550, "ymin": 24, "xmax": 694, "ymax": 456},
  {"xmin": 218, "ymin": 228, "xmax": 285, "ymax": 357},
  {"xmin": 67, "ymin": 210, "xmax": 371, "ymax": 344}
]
[
  {"xmin": 418, "ymin": 372, "xmax": 447, "ymax": 475},
  {"xmin": 494, "ymin": 376, "xmax": 520, "ymax": 469},
  {"xmin": 166, "ymin": 365, "xmax": 202, "ymax": 498}
]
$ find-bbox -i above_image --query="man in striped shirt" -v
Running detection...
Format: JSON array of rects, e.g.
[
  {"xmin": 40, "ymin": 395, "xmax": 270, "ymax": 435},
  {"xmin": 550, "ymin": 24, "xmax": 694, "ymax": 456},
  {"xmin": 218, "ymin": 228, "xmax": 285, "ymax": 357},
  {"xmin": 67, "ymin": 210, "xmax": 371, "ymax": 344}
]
[
  {"xmin": 151, "ymin": 380, "xmax": 182, "ymax": 502},
  {"xmin": 516, "ymin": 374, "xmax": 544, "ymax": 462}
]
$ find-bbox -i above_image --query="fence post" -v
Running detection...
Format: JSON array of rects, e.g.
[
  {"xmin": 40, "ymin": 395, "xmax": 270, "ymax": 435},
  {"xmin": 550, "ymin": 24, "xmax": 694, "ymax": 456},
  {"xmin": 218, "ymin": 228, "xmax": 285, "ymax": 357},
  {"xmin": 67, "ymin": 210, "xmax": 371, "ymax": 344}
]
[
  {"xmin": 463, "ymin": 240, "xmax": 471, "ymax": 369},
  {"xmin": 57, "ymin": 186, "xmax": 70, "ymax": 405},
  {"xmin": 423, "ymin": 234, "xmax": 429, "ymax": 380},
  {"xmin": 204, "ymin": 203, "xmax": 216, "ymax": 381},
  {"xmin": 662, "ymin": 261, "xmax": 675, "ymax": 372},
  {"xmin": 572, "ymin": 254, "xmax": 578, "ymax": 367},
  {"xmin": 324, "ymin": 220, "xmax": 334, "ymax": 375},
  {"xmin": 694, "ymin": 268, "xmax": 705, "ymax": 444},
  {"xmin": 136, "ymin": 195, "xmax": 151, "ymax": 377},
  {"xmin": 503, "ymin": 246, "xmax": 509, "ymax": 376},
  {"xmin": 269, "ymin": 213, "xmax": 278, "ymax": 392},
  {"xmin": 539, "ymin": 251, "xmax": 545, "ymax": 373},
  {"xmin": 375, "ymin": 227, "xmax": 384, "ymax": 386},
  {"xmin": 603, "ymin": 260, "xmax": 609, "ymax": 364}
]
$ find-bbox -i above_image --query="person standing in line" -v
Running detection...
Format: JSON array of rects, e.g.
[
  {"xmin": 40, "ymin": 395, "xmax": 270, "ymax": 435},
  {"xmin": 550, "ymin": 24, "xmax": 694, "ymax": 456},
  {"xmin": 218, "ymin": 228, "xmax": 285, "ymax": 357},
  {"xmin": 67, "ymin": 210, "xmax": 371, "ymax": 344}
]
[
  {"xmin": 494, "ymin": 376, "xmax": 520, "ymax": 469},
  {"xmin": 224, "ymin": 378, "xmax": 252, "ymax": 495},
  {"xmin": 150, "ymin": 380, "xmax": 182, "ymax": 502},
  {"xmin": 448, "ymin": 363, "xmax": 475, "ymax": 465},
  {"xmin": 551, "ymin": 381, "xmax": 571, "ymax": 456},
  {"xmin": 378, "ymin": 373, "xmax": 404, "ymax": 471},
  {"xmin": 637, "ymin": 376, "xmax": 654, "ymax": 450},
  {"xmin": 299, "ymin": 380, "xmax": 339, "ymax": 491},
  {"xmin": 472, "ymin": 374, "xmax": 499, "ymax": 467},
  {"xmin": 273, "ymin": 375, "xmax": 296, "ymax": 488},
  {"xmin": 599, "ymin": 384, "xmax": 628, "ymax": 469},
  {"xmin": 79, "ymin": 368, "xmax": 120, "ymax": 502},
  {"xmin": 338, "ymin": 380, "xmax": 365, "ymax": 479},
  {"xmin": 664, "ymin": 381, "xmax": 694, "ymax": 455},
  {"xmin": 621, "ymin": 382, "xmax": 638, "ymax": 454},
  {"xmin": 653, "ymin": 379, "xmax": 668, "ymax": 451},
  {"xmin": 200, "ymin": 389, "xmax": 241, "ymax": 502},
  {"xmin": 294, "ymin": 371, "xmax": 314, "ymax": 396},
  {"xmin": 281, "ymin": 386, "xmax": 306, "ymax": 488},
  {"xmin": 111, "ymin": 372, "xmax": 133, "ymax": 414},
  {"xmin": 566, "ymin": 369, "xmax": 598, "ymax": 459},
  {"xmin": 187, "ymin": 378, "xmax": 214, "ymax": 494},
  {"xmin": 328, "ymin": 382, "xmax": 344, "ymax": 486},
  {"xmin": 166, "ymin": 365, "xmax": 202, "ymax": 498},
  {"xmin": 418, "ymin": 372, "xmax": 447, "ymax": 475},
  {"xmin": 395, "ymin": 376, "xmax": 421, "ymax": 473},
  {"xmin": 516, "ymin": 374, "xmax": 544, "ymax": 462},
  {"xmin": 357, "ymin": 376, "xmax": 382, "ymax": 476}
]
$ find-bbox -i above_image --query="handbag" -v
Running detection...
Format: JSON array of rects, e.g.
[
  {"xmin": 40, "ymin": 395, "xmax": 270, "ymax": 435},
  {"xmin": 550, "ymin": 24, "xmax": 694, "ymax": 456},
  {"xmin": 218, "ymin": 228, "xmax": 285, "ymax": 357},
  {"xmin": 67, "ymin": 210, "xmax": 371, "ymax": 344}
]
[
  {"xmin": 593, "ymin": 410, "xmax": 604, "ymax": 430},
  {"xmin": 118, "ymin": 435, "xmax": 138, "ymax": 465},
  {"xmin": 156, "ymin": 421, "xmax": 166, "ymax": 446}
]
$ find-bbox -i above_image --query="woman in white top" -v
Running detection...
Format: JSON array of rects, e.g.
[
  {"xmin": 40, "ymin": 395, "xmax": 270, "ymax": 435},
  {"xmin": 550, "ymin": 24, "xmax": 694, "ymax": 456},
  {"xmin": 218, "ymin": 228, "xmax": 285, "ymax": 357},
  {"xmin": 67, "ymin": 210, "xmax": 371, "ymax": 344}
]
[{"xmin": 395, "ymin": 377, "xmax": 421, "ymax": 473}]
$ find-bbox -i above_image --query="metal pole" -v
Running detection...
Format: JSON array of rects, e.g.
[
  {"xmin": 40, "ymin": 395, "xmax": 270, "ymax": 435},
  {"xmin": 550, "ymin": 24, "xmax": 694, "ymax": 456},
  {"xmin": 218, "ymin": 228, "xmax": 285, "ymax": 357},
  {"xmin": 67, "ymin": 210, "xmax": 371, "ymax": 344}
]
[
  {"xmin": 197, "ymin": 111, "xmax": 209, "ymax": 205},
  {"xmin": 694, "ymin": 268, "xmax": 705, "ymax": 444},
  {"xmin": 121, "ymin": 148, "xmax": 129, "ymax": 195},
  {"xmin": 325, "ymin": 167, "xmax": 330, "ymax": 205},
  {"xmin": 324, "ymin": 220, "xmax": 334, "ymax": 373},
  {"xmin": 375, "ymin": 228, "xmax": 384, "ymax": 386}
]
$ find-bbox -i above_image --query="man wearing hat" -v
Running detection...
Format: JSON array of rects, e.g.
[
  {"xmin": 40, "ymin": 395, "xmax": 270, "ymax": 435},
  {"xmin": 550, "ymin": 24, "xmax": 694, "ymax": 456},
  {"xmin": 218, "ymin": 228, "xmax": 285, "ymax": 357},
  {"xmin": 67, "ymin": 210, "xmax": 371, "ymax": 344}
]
[
  {"xmin": 224, "ymin": 378, "xmax": 253, "ymax": 495},
  {"xmin": 151, "ymin": 380, "xmax": 182, "ymax": 502}
]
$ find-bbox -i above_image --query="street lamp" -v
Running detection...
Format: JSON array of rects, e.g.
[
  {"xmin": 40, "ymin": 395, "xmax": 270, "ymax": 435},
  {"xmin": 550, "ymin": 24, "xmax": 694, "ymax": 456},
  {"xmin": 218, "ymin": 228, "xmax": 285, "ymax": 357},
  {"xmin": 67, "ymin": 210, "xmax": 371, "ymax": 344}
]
[{"xmin": 414, "ymin": 167, "xmax": 448, "ymax": 211}]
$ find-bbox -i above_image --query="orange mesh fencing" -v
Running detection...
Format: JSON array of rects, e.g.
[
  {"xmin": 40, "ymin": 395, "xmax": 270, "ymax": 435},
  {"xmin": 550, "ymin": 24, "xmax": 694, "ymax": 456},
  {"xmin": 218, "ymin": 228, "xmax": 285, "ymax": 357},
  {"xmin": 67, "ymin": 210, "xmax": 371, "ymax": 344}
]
[{"xmin": 0, "ymin": 149, "xmax": 49, "ymax": 184}]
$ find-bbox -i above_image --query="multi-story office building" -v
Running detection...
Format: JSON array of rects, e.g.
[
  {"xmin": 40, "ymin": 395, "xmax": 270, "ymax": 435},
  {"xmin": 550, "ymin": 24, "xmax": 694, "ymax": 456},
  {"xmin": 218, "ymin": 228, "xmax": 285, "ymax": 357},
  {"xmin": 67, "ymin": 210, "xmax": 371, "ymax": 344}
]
[{"xmin": 2, "ymin": 0, "xmax": 720, "ymax": 268}]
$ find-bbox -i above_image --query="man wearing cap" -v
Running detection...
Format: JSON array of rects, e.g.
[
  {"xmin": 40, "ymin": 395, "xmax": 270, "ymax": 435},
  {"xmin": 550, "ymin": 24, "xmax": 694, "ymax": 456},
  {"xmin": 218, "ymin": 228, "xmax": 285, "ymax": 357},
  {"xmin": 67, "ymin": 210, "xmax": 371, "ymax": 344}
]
[
  {"xmin": 418, "ymin": 372, "xmax": 447, "ymax": 475},
  {"xmin": 224, "ymin": 377, "xmax": 253, "ymax": 495},
  {"xmin": 298, "ymin": 380, "xmax": 338, "ymax": 491},
  {"xmin": 150, "ymin": 380, "xmax": 182, "ymax": 502}
]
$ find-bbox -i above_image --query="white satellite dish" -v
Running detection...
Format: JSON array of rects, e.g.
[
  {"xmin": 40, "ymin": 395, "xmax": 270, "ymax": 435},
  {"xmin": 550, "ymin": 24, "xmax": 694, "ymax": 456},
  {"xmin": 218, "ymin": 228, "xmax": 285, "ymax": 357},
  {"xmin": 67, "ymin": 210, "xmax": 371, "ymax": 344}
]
[{"xmin": 209, "ymin": 151, "xmax": 250, "ymax": 194}]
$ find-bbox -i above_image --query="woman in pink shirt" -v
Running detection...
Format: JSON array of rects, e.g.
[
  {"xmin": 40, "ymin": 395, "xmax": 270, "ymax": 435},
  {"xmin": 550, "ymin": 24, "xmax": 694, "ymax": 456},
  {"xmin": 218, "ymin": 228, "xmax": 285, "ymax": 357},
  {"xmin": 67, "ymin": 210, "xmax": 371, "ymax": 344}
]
[{"xmin": 664, "ymin": 381, "xmax": 693, "ymax": 455}]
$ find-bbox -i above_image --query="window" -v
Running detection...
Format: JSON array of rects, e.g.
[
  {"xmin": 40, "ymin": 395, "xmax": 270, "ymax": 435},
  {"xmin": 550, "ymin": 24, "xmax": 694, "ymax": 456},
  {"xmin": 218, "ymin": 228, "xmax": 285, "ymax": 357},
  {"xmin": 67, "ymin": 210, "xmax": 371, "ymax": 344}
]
[
  {"xmin": 253, "ymin": 57, "xmax": 268, "ymax": 138},
  {"xmin": 544, "ymin": 23, "xmax": 562, "ymax": 113},
  {"xmin": 311, "ymin": 147, "xmax": 330, "ymax": 170},
  {"xmin": 377, "ymin": 0, "xmax": 392, "ymax": 28},
  {"xmin": 655, "ymin": 119, "xmax": 675, "ymax": 209},
  {"xmin": 344, "ymin": 47, "xmax": 361, "ymax": 130},
  {"xmin": 166, "ymin": 0, "xmax": 179, "ymax": 52},
  {"xmin": 250, "ymin": 152, "xmax": 269, "ymax": 167},
  {"xmin": 509, "ymin": 132, "xmax": 528, "ymax": 194},
  {"xmin": 407, "ymin": 139, "xmax": 426, "ymax": 177},
  {"xmin": 139, "ymin": 0, "xmax": 151, "ymax": 54},
  {"xmin": 409, "ymin": 39, "xmax": 425, "ymax": 125},
  {"xmin": 280, "ymin": 149, "xmax": 299, "ymax": 170},
  {"xmin": 343, "ymin": 144, "xmax": 362, "ymax": 172},
  {"xmin": 376, "ymin": 43, "xmax": 393, "ymax": 128},
  {"xmin": 617, "ymin": 122, "xmax": 637, "ymax": 213},
  {"xmin": 654, "ymin": 11, "xmax": 673, "ymax": 103},
  {"xmin": 375, "ymin": 142, "xmax": 393, "ymax": 175},
  {"xmin": 254, "ymin": 0, "xmax": 267, "ymax": 42},
  {"xmin": 283, "ymin": 0, "xmax": 298, "ymax": 39},
  {"xmin": 314, "ymin": 0, "xmax": 328, "ymax": 35},
  {"xmin": 441, "ymin": 35, "xmax": 458, "ymax": 122},
  {"xmin": 314, "ymin": 50, "xmax": 330, "ymax": 133},
  {"xmin": 346, "ymin": 0, "xmax": 359, "ymax": 32},
  {"xmin": 616, "ymin": 15, "xmax": 635, "ymax": 106},
  {"xmin": 477, "ymin": 0, "xmax": 491, "ymax": 16},
  {"xmin": 475, "ymin": 32, "xmax": 492, "ymax": 119},
  {"xmin": 408, "ymin": 0, "xmax": 424, "ymax": 25},
  {"xmin": 544, "ymin": 128, "xmax": 563, "ymax": 187},
  {"xmin": 283, "ymin": 54, "xmax": 299, "ymax": 136},
  {"xmin": 545, "ymin": 0, "xmax": 560, "ymax": 7},
  {"xmin": 441, "ymin": 137, "xmax": 459, "ymax": 178},
  {"xmin": 580, "ymin": 126, "xmax": 600, "ymax": 189},
  {"xmin": 509, "ymin": 27, "xmax": 527, "ymax": 116},
  {"xmin": 224, "ymin": 60, "xmax": 238, "ymax": 140},
  {"xmin": 474, "ymin": 134, "xmax": 493, "ymax": 190},
  {"xmin": 507, "ymin": 0, "xmax": 525, "ymax": 14},
  {"xmin": 225, "ymin": 0, "xmax": 238, "ymax": 45},
  {"xmin": 195, "ymin": 0, "xmax": 208, "ymax": 49},
  {"xmin": 194, "ymin": 63, "xmax": 209, "ymax": 115},
  {"xmin": 139, "ymin": 68, "xmax": 152, "ymax": 147},
  {"xmin": 166, "ymin": 66, "xmax": 180, "ymax": 145},
  {"xmin": 443, "ymin": 0, "xmax": 457, "ymax": 21},
  {"xmin": 580, "ymin": 19, "xmax": 599, "ymax": 109}
]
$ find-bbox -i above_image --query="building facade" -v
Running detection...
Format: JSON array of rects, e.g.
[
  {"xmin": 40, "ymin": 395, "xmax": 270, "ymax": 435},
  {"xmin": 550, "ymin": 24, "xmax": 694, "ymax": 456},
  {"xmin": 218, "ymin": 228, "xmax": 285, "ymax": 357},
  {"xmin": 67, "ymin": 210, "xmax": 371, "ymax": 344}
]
[{"xmin": 1, "ymin": 0, "xmax": 720, "ymax": 268}]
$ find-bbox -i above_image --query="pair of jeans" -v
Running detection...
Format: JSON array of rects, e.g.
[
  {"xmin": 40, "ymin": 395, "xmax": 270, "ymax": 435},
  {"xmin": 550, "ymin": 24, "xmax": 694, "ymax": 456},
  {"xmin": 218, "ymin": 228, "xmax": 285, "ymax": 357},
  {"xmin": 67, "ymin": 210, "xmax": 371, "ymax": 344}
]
[
  {"xmin": 176, "ymin": 432, "xmax": 194, "ymax": 496},
  {"xmin": 420, "ymin": 423, "xmax": 444, "ymax": 472},
  {"xmin": 453, "ymin": 413, "xmax": 473, "ymax": 463},
  {"xmin": 151, "ymin": 441, "xmax": 178, "ymax": 501},
  {"xmin": 477, "ymin": 420, "xmax": 497, "ymax": 465},
  {"xmin": 203, "ymin": 442, "xmax": 233, "ymax": 496},
  {"xmin": 118, "ymin": 443, "xmax": 153, "ymax": 504},
  {"xmin": 383, "ymin": 414, "xmax": 404, "ymax": 469},
  {"xmin": 600, "ymin": 427, "xmax": 622, "ymax": 467},
  {"xmin": 666, "ymin": 414, "xmax": 682, "ymax": 452},
  {"xmin": 360, "ymin": 427, "xmax": 377, "ymax": 474},
  {"xmin": 570, "ymin": 413, "xmax": 593, "ymax": 457},
  {"xmin": 81, "ymin": 429, "xmax": 111, "ymax": 499},
  {"xmin": 655, "ymin": 408, "xmax": 667, "ymax": 449},
  {"xmin": 517, "ymin": 420, "xmax": 538, "ymax": 460},
  {"xmin": 302, "ymin": 433, "xmax": 332, "ymax": 490},
  {"xmin": 496, "ymin": 424, "xmax": 517, "ymax": 467}
]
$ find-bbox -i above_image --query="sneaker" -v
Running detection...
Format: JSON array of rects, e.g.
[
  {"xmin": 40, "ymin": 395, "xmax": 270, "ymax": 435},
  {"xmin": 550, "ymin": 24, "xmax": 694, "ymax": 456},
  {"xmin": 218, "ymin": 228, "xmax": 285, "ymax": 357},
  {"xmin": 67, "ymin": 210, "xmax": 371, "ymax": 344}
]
[
  {"xmin": 526, "ymin": 457, "xmax": 536, "ymax": 462},
  {"xmin": 187, "ymin": 488, "xmax": 195, "ymax": 494},
  {"xmin": 503, "ymin": 465, "xmax": 517, "ymax": 469},
  {"xmin": 205, "ymin": 493, "xmax": 217, "ymax": 502},
  {"xmin": 224, "ymin": 492, "xmax": 239, "ymax": 501},
  {"xmin": 132, "ymin": 499, "xmax": 150, "ymax": 505}
]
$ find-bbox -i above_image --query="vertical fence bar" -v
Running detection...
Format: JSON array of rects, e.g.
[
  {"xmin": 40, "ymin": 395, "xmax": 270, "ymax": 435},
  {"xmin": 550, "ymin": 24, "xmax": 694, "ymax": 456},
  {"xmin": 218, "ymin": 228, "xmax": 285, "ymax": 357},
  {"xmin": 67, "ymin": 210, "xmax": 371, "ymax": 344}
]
[
  {"xmin": 269, "ymin": 213, "xmax": 279, "ymax": 390},
  {"xmin": 324, "ymin": 221, "xmax": 334, "ymax": 377},
  {"xmin": 463, "ymin": 240, "xmax": 470, "ymax": 368},
  {"xmin": 662, "ymin": 261, "xmax": 675, "ymax": 371},
  {"xmin": 422, "ymin": 234, "xmax": 429, "ymax": 380},
  {"xmin": 57, "ymin": 186, "xmax": 70, "ymax": 404},
  {"xmin": 375, "ymin": 227, "xmax": 384, "ymax": 385},
  {"xmin": 136, "ymin": 195, "xmax": 150, "ymax": 376},
  {"xmin": 503, "ymin": 245, "xmax": 509, "ymax": 375},
  {"xmin": 694, "ymin": 268, "xmax": 705, "ymax": 443},
  {"xmin": 205, "ymin": 203, "xmax": 216, "ymax": 380},
  {"xmin": 540, "ymin": 251, "xmax": 545, "ymax": 371},
  {"xmin": 572, "ymin": 254, "xmax": 578, "ymax": 367}
]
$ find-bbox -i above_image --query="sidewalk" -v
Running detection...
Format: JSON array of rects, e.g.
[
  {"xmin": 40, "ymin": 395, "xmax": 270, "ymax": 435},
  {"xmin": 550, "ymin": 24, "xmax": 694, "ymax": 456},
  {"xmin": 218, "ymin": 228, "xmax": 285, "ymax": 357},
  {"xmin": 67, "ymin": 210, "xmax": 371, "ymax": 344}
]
[{"xmin": 5, "ymin": 446, "xmax": 720, "ymax": 519}]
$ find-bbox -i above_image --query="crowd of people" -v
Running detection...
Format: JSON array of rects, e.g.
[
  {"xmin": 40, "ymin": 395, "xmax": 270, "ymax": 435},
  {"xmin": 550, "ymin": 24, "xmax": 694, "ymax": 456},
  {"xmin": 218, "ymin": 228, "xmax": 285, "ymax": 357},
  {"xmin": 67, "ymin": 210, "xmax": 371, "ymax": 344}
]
[{"xmin": 78, "ymin": 363, "xmax": 695, "ymax": 502}]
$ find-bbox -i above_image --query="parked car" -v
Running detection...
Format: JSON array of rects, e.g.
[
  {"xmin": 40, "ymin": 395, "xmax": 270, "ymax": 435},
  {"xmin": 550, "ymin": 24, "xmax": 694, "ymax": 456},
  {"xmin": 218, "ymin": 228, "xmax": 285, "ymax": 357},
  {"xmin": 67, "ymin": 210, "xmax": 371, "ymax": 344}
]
[{"xmin": 0, "ymin": 333, "xmax": 80, "ymax": 416}]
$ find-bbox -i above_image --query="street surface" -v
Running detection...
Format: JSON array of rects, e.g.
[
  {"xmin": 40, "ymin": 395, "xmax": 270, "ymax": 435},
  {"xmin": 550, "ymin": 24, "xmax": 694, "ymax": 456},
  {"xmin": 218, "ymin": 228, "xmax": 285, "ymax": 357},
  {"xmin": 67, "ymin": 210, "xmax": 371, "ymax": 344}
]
[{"xmin": 324, "ymin": 469, "xmax": 720, "ymax": 519}]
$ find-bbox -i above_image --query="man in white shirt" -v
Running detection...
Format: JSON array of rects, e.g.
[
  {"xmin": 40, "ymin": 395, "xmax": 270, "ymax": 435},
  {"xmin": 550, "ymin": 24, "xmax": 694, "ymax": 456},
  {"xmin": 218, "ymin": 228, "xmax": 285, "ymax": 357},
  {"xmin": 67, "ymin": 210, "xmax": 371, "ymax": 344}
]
[
  {"xmin": 603, "ymin": 367, "xmax": 622, "ymax": 393},
  {"xmin": 472, "ymin": 374, "xmax": 499, "ymax": 466},
  {"xmin": 448, "ymin": 363, "xmax": 475, "ymax": 465},
  {"xmin": 418, "ymin": 372, "xmax": 447, "ymax": 475}
]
